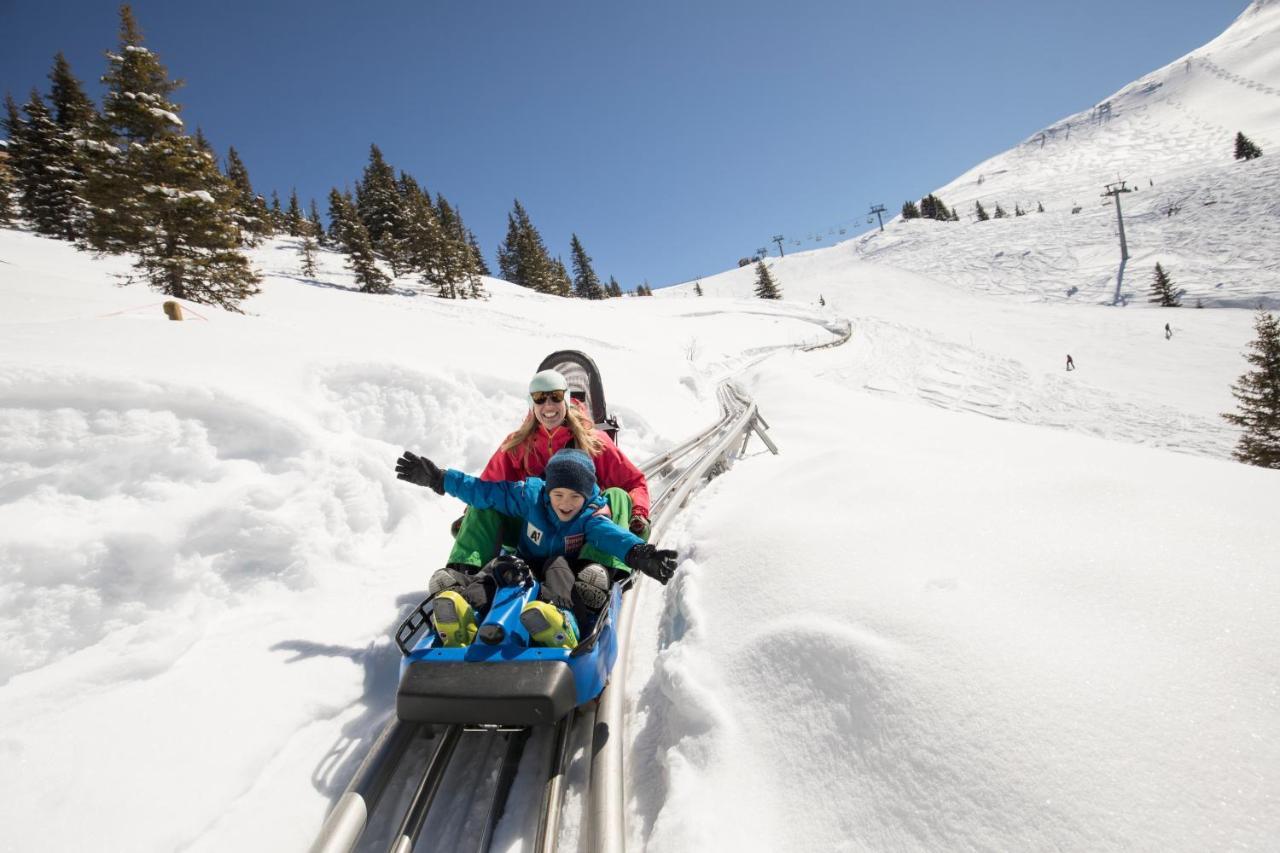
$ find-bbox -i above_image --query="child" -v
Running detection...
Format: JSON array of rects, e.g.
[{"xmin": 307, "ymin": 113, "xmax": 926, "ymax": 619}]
[{"xmin": 395, "ymin": 447, "xmax": 678, "ymax": 649}]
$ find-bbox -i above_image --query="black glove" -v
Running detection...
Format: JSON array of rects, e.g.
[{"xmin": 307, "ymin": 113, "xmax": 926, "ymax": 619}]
[
  {"xmin": 395, "ymin": 450, "xmax": 445, "ymax": 494},
  {"xmin": 625, "ymin": 543, "xmax": 678, "ymax": 585},
  {"xmin": 628, "ymin": 515, "xmax": 651, "ymax": 540},
  {"xmin": 490, "ymin": 555, "xmax": 532, "ymax": 588}
]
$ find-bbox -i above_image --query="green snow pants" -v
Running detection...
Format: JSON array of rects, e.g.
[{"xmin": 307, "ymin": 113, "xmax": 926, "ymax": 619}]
[{"xmin": 446, "ymin": 487, "xmax": 646, "ymax": 573}]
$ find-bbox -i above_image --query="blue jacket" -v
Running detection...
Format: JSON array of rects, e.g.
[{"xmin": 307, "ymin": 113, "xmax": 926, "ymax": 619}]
[{"xmin": 443, "ymin": 469, "xmax": 643, "ymax": 566}]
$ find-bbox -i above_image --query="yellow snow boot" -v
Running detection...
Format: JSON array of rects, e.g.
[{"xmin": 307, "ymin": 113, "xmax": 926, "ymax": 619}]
[
  {"xmin": 431, "ymin": 590, "xmax": 477, "ymax": 647},
  {"xmin": 519, "ymin": 601, "xmax": 579, "ymax": 649}
]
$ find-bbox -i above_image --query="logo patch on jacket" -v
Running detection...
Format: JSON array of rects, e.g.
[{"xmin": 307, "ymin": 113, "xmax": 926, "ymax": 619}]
[
  {"xmin": 564, "ymin": 533, "xmax": 584, "ymax": 553},
  {"xmin": 526, "ymin": 523, "xmax": 544, "ymax": 545}
]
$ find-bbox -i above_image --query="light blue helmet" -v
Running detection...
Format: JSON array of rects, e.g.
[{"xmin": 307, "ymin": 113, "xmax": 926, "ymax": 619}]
[{"xmin": 529, "ymin": 369, "xmax": 568, "ymax": 394}]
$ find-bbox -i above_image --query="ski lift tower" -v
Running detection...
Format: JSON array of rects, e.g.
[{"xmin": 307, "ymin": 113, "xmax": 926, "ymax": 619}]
[
  {"xmin": 772, "ymin": 234, "xmax": 785, "ymax": 257},
  {"xmin": 867, "ymin": 204, "xmax": 886, "ymax": 232},
  {"xmin": 1102, "ymin": 180, "xmax": 1132, "ymax": 306}
]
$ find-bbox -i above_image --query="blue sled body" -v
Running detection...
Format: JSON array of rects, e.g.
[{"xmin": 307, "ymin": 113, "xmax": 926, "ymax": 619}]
[{"xmin": 396, "ymin": 576, "xmax": 621, "ymax": 727}]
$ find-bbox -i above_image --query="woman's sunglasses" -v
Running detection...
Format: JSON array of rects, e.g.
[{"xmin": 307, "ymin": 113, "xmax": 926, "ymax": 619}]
[{"xmin": 530, "ymin": 390, "xmax": 566, "ymax": 405}]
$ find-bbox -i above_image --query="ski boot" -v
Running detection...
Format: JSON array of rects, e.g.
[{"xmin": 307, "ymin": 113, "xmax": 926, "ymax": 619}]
[
  {"xmin": 519, "ymin": 601, "xmax": 580, "ymax": 649},
  {"xmin": 431, "ymin": 590, "xmax": 478, "ymax": 647}
]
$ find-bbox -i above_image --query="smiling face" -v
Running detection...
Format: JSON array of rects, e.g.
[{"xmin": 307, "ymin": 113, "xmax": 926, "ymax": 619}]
[
  {"xmin": 532, "ymin": 392, "xmax": 567, "ymax": 430},
  {"xmin": 548, "ymin": 487, "xmax": 585, "ymax": 521}
]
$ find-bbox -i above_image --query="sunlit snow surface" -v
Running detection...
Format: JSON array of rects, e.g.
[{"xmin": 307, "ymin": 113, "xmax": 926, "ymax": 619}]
[{"xmin": 3, "ymin": 3, "xmax": 1280, "ymax": 851}]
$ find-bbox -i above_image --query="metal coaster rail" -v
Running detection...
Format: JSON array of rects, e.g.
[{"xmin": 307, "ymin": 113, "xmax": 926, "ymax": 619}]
[{"xmin": 310, "ymin": 378, "xmax": 780, "ymax": 853}]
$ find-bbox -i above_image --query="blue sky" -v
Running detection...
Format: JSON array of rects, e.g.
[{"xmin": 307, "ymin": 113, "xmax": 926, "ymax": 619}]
[{"xmin": 1, "ymin": 1, "xmax": 1245, "ymax": 290}]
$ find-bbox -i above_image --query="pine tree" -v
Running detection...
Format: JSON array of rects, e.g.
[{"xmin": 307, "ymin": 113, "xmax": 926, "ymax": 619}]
[
  {"xmin": 270, "ymin": 190, "xmax": 284, "ymax": 231},
  {"xmin": 975, "ymin": 200, "xmax": 990, "ymax": 221},
  {"xmin": 569, "ymin": 234, "xmax": 605, "ymax": 299},
  {"xmin": 285, "ymin": 188, "xmax": 304, "ymax": 237},
  {"xmin": 0, "ymin": 157, "xmax": 14, "ymax": 224},
  {"xmin": 1037, "ymin": 201, "xmax": 1045, "ymax": 213},
  {"xmin": 467, "ymin": 230, "xmax": 490, "ymax": 277},
  {"xmin": 497, "ymin": 199, "xmax": 556, "ymax": 292},
  {"xmin": 328, "ymin": 187, "xmax": 389, "ymax": 293},
  {"xmin": 1234, "ymin": 131, "xmax": 1263, "ymax": 161},
  {"xmin": 754, "ymin": 260, "xmax": 781, "ymax": 299},
  {"xmin": 432, "ymin": 194, "xmax": 481, "ymax": 298},
  {"xmin": 607, "ymin": 275, "xmax": 622, "ymax": 298},
  {"xmin": 6, "ymin": 90, "xmax": 81, "ymax": 238},
  {"xmin": 1148, "ymin": 262, "xmax": 1182, "ymax": 307},
  {"xmin": 83, "ymin": 6, "xmax": 260, "ymax": 309},
  {"xmin": 1223, "ymin": 311, "xmax": 1280, "ymax": 468},
  {"xmin": 550, "ymin": 256, "xmax": 572, "ymax": 297},
  {"xmin": 223, "ymin": 147, "xmax": 271, "ymax": 242},
  {"xmin": 993, "ymin": 203, "xmax": 1007, "ymax": 219},
  {"xmin": 307, "ymin": 198, "xmax": 324, "ymax": 242},
  {"xmin": 694, "ymin": 281, "xmax": 703, "ymax": 296},
  {"xmin": 901, "ymin": 200, "xmax": 920, "ymax": 219},
  {"xmin": 1015, "ymin": 204, "xmax": 1026, "ymax": 217},
  {"xmin": 819, "ymin": 294, "xmax": 825, "ymax": 306},
  {"xmin": 299, "ymin": 232, "xmax": 318, "ymax": 277},
  {"xmin": 920, "ymin": 193, "xmax": 951, "ymax": 221},
  {"xmin": 355, "ymin": 144, "xmax": 409, "ymax": 273},
  {"xmin": 46, "ymin": 52, "xmax": 96, "ymax": 238}
]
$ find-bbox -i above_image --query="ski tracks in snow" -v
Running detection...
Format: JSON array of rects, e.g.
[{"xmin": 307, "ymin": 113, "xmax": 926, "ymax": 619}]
[{"xmin": 829, "ymin": 319, "xmax": 1237, "ymax": 459}]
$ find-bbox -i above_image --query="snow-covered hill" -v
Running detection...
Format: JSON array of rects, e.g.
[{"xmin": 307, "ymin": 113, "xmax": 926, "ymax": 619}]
[
  {"xmin": 680, "ymin": 0, "xmax": 1280, "ymax": 308},
  {"xmin": 2, "ymin": 3, "xmax": 1279, "ymax": 852}
]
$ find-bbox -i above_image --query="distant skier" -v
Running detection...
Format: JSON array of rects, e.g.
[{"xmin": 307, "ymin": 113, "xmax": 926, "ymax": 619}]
[
  {"xmin": 1066, "ymin": 354, "xmax": 1075, "ymax": 371},
  {"xmin": 1165, "ymin": 322, "xmax": 1173, "ymax": 340}
]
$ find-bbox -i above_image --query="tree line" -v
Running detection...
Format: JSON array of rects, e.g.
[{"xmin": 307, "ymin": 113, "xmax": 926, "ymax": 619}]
[{"xmin": 0, "ymin": 5, "xmax": 642, "ymax": 310}]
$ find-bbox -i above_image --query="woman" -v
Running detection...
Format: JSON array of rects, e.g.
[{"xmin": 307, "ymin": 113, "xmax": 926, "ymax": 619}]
[{"xmin": 429, "ymin": 368, "xmax": 650, "ymax": 608}]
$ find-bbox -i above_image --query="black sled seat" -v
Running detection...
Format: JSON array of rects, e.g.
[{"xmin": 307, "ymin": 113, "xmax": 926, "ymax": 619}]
[{"xmin": 396, "ymin": 658, "xmax": 578, "ymax": 726}]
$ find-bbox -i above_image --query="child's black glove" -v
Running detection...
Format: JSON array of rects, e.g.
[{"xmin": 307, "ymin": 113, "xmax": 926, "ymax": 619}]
[
  {"xmin": 625, "ymin": 544, "xmax": 678, "ymax": 584},
  {"xmin": 395, "ymin": 450, "xmax": 445, "ymax": 494}
]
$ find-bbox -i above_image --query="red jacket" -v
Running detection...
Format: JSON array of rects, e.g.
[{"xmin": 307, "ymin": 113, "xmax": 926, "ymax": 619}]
[{"xmin": 480, "ymin": 421, "xmax": 651, "ymax": 520}]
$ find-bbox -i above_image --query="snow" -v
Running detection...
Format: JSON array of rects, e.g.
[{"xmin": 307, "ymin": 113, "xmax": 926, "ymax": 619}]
[{"xmin": 2, "ymin": 4, "xmax": 1279, "ymax": 852}]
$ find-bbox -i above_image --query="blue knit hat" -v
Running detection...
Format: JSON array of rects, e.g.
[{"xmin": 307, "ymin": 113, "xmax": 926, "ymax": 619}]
[{"xmin": 544, "ymin": 449, "xmax": 596, "ymax": 497}]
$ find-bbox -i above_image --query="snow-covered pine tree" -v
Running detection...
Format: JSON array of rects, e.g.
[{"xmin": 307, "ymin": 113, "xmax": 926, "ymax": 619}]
[
  {"xmin": 46, "ymin": 52, "xmax": 97, "ymax": 239},
  {"xmin": 269, "ymin": 190, "xmax": 284, "ymax": 231},
  {"xmin": 285, "ymin": 189, "xmax": 304, "ymax": 237},
  {"xmin": 993, "ymin": 203, "xmax": 1007, "ymax": 219},
  {"xmin": 223, "ymin": 147, "xmax": 271, "ymax": 243},
  {"xmin": 607, "ymin": 276, "xmax": 622, "ymax": 297},
  {"xmin": 754, "ymin": 260, "xmax": 781, "ymax": 299},
  {"xmin": 1234, "ymin": 131, "xmax": 1263, "ymax": 161},
  {"xmin": 694, "ymin": 281, "xmax": 703, "ymax": 296},
  {"xmin": 1148, "ymin": 262, "xmax": 1182, "ymax": 307},
  {"xmin": 901, "ymin": 200, "xmax": 920, "ymax": 219},
  {"xmin": 299, "ymin": 232, "xmax": 318, "ymax": 277},
  {"xmin": 975, "ymin": 200, "xmax": 990, "ymax": 221},
  {"xmin": 550, "ymin": 256, "xmax": 572, "ymax": 297},
  {"xmin": 1223, "ymin": 311, "xmax": 1280, "ymax": 468},
  {"xmin": 569, "ymin": 234, "xmax": 605, "ymax": 299},
  {"xmin": 432, "ymin": 195, "xmax": 481, "ymax": 299},
  {"xmin": 355, "ymin": 144, "xmax": 408, "ymax": 273},
  {"xmin": 83, "ymin": 6, "xmax": 260, "ymax": 310},
  {"xmin": 8, "ymin": 90, "xmax": 80, "ymax": 238},
  {"xmin": 328, "ymin": 187, "xmax": 390, "ymax": 293}
]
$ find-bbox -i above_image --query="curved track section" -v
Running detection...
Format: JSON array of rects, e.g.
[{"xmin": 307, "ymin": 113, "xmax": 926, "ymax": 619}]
[{"xmin": 310, "ymin": 318, "xmax": 852, "ymax": 851}]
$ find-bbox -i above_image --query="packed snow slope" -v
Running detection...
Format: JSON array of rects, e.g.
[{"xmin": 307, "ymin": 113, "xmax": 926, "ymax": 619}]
[
  {"xmin": 760, "ymin": 0, "xmax": 1280, "ymax": 308},
  {"xmin": 2, "ymin": 4, "xmax": 1279, "ymax": 852}
]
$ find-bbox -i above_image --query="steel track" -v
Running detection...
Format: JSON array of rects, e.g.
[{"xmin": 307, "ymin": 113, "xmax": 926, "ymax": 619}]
[{"xmin": 310, "ymin": 382, "xmax": 771, "ymax": 853}]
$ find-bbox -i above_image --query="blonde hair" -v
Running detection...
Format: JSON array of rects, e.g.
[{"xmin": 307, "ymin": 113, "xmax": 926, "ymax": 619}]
[{"xmin": 502, "ymin": 401, "xmax": 604, "ymax": 465}]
